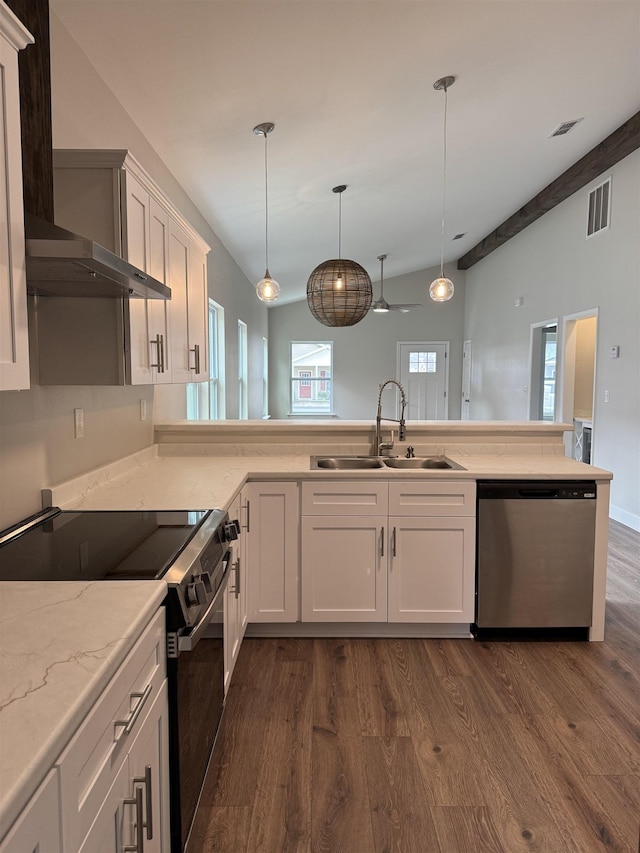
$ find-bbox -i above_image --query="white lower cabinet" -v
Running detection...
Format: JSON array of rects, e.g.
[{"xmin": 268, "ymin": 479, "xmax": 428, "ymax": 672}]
[
  {"xmin": 246, "ymin": 481, "xmax": 300, "ymax": 623},
  {"xmin": 78, "ymin": 682, "xmax": 169, "ymax": 853},
  {"xmin": 301, "ymin": 480, "xmax": 476, "ymax": 624},
  {"xmin": 58, "ymin": 608, "xmax": 169, "ymax": 852},
  {"xmin": 225, "ymin": 492, "xmax": 247, "ymax": 690},
  {"xmin": 0, "ymin": 769, "xmax": 61, "ymax": 853},
  {"xmin": 388, "ymin": 516, "xmax": 475, "ymax": 621},
  {"xmin": 301, "ymin": 515, "xmax": 387, "ymax": 621},
  {"xmin": 0, "ymin": 608, "xmax": 170, "ymax": 853}
]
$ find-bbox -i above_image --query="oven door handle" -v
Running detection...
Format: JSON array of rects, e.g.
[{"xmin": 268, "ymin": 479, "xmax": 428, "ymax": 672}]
[{"xmin": 177, "ymin": 553, "xmax": 232, "ymax": 653}]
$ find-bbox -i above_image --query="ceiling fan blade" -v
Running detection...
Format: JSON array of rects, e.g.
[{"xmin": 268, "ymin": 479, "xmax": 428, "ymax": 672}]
[{"xmin": 389, "ymin": 303, "xmax": 422, "ymax": 312}]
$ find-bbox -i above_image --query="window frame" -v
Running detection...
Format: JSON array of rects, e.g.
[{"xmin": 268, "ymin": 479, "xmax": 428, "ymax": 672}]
[{"xmin": 289, "ymin": 341, "xmax": 334, "ymax": 416}]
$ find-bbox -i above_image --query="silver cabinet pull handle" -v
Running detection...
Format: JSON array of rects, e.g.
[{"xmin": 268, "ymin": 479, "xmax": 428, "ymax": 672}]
[
  {"xmin": 233, "ymin": 557, "xmax": 240, "ymax": 598},
  {"xmin": 242, "ymin": 500, "xmax": 250, "ymax": 533},
  {"xmin": 124, "ymin": 785, "xmax": 144, "ymax": 853},
  {"xmin": 380, "ymin": 526, "xmax": 385, "ymax": 557},
  {"xmin": 392, "ymin": 526, "xmax": 397, "ymax": 558},
  {"xmin": 114, "ymin": 683, "xmax": 153, "ymax": 737},
  {"xmin": 189, "ymin": 343, "xmax": 201, "ymax": 373},
  {"xmin": 150, "ymin": 334, "xmax": 165, "ymax": 373},
  {"xmin": 133, "ymin": 765, "xmax": 153, "ymax": 840}
]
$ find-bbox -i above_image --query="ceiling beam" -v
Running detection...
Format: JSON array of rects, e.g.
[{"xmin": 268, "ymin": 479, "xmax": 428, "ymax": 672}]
[{"xmin": 457, "ymin": 112, "xmax": 640, "ymax": 271}]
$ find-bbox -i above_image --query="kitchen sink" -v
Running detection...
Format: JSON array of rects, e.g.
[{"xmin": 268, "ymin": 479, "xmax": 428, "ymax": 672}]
[
  {"xmin": 311, "ymin": 456, "xmax": 385, "ymax": 469},
  {"xmin": 310, "ymin": 455, "xmax": 465, "ymax": 470},
  {"xmin": 383, "ymin": 456, "xmax": 466, "ymax": 470}
]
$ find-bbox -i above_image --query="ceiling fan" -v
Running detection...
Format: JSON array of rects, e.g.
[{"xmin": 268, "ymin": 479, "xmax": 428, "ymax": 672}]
[{"xmin": 371, "ymin": 254, "xmax": 421, "ymax": 313}]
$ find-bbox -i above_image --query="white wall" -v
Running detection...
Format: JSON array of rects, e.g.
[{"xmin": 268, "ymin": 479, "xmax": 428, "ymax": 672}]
[
  {"xmin": 464, "ymin": 151, "xmax": 640, "ymax": 529},
  {"xmin": 268, "ymin": 262, "xmax": 465, "ymax": 419},
  {"xmin": 0, "ymin": 13, "xmax": 265, "ymax": 528}
]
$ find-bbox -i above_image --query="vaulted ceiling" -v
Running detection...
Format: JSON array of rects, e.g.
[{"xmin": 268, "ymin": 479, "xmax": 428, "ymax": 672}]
[{"xmin": 50, "ymin": 1, "xmax": 640, "ymax": 304}]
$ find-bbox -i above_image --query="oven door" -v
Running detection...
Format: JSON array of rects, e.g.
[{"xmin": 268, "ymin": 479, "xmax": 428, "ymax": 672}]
[{"xmin": 167, "ymin": 553, "xmax": 231, "ymax": 853}]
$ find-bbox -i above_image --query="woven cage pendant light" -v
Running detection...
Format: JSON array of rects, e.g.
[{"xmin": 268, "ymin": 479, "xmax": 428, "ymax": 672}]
[
  {"xmin": 306, "ymin": 185, "xmax": 372, "ymax": 327},
  {"xmin": 429, "ymin": 76, "xmax": 455, "ymax": 303},
  {"xmin": 253, "ymin": 122, "xmax": 280, "ymax": 303}
]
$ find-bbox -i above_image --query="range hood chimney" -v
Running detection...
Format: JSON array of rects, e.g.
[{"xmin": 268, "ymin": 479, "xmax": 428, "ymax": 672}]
[{"xmin": 6, "ymin": 0, "xmax": 170, "ymax": 300}]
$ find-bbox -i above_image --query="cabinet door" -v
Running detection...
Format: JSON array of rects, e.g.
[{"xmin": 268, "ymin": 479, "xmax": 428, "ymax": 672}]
[
  {"xmin": 168, "ymin": 219, "xmax": 191, "ymax": 384},
  {"xmin": 147, "ymin": 198, "xmax": 171, "ymax": 384},
  {"xmin": 224, "ymin": 493, "xmax": 242, "ymax": 690},
  {"xmin": 301, "ymin": 515, "xmax": 387, "ymax": 622},
  {"xmin": 246, "ymin": 482, "xmax": 299, "ymax": 622},
  {"xmin": 388, "ymin": 517, "xmax": 475, "ymax": 622},
  {"xmin": 0, "ymin": 770, "xmax": 61, "ymax": 853},
  {"xmin": 187, "ymin": 244, "xmax": 208, "ymax": 382},
  {"xmin": 0, "ymin": 22, "xmax": 31, "ymax": 391},
  {"xmin": 126, "ymin": 682, "xmax": 170, "ymax": 853},
  {"xmin": 77, "ymin": 758, "xmax": 130, "ymax": 853}
]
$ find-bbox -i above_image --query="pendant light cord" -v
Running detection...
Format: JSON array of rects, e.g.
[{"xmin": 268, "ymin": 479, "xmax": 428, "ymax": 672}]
[
  {"xmin": 338, "ymin": 190, "xmax": 342, "ymax": 259},
  {"xmin": 264, "ymin": 132, "xmax": 270, "ymax": 272},
  {"xmin": 439, "ymin": 82, "xmax": 449, "ymax": 279}
]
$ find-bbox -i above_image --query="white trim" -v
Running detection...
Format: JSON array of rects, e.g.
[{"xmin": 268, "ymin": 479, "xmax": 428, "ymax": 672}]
[
  {"xmin": 609, "ymin": 505, "xmax": 640, "ymax": 532},
  {"xmin": 396, "ymin": 340, "xmax": 450, "ymax": 419}
]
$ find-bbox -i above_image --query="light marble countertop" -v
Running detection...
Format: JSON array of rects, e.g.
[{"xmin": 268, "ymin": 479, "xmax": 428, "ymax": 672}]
[
  {"xmin": 53, "ymin": 448, "xmax": 612, "ymax": 513},
  {"xmin": 0, "ymin": 581, "xmax": 166, "ymax": 837}
]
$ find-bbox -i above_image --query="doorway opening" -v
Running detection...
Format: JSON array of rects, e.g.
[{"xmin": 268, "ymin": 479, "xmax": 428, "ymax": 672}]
[
  {"xmin": 529, "ymin": 321, "xmax": 558, "ymax": 421},
  {"xmin": 561, "ymin": 310, "xmax": 598, "ymax": 461}
]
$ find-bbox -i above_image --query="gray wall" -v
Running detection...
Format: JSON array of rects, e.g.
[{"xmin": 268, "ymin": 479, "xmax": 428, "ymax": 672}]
[
  {"xmin": 0, "ymin": 13, "xmax": 265, "ymax": 528},
  {"xmin": 464, "ymin": 151, "xmax": 639, "ymax": 529},
  {"xmin": 268, "ymin": 262, "xmax": 465, "ymax": 419}
]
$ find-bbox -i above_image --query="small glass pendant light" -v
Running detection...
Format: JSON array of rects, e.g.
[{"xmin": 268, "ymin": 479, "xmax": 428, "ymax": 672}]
[
  {"xmin": 253, "ymin": 122, "xmax": 280, "ymax": 303},
  {"xmin": 429, "ymin": 76, "xmax": 455, "ymax": 303}
]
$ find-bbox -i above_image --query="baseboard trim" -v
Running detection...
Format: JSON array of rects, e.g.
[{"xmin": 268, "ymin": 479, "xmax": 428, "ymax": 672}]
[
  {"xmin": 610, "ymin": 504, "xmax": 640, "ymax": 532},
  {"xmin": 245, "ymin": 622, "xmax": 472, "ymax": 639}
]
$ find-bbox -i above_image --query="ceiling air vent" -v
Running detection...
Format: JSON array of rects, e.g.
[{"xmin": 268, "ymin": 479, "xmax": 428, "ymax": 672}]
[
  {"xmin": 550, "ymin": 118, "xmax": 583, "ymax": 137},
  {"xmin": 587, "ymin": 177, "xmax": 612, "ymax": 238}
]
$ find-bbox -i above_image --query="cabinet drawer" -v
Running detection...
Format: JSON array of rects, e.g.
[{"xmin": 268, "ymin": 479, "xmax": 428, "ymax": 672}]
[
  {"xmin": 302, "ymin": 481, "xmax": 388, "ymax": 515},
  {"xmin": 58, "ymin": 608, "xmax": 165, "ymax": 852},
  {"xmin": 388, "ymin": 481, "xmax": 476, "ymax": 516}
]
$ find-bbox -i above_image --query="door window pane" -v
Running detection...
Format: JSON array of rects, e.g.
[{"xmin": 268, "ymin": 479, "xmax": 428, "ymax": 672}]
[{"xmin": 409, "ymin": 351, "xmax": 437, "ymax": 373}]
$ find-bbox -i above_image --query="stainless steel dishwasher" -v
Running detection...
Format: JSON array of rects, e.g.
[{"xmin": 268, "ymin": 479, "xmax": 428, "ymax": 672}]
[{"xmin": 474, "ymin": 480, "xmax": 597, "ymax": 639}]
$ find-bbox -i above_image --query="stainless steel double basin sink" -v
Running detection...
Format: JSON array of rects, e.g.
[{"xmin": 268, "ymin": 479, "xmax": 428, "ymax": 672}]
[{"xmin": 310, "ymin": 455, "xmax": 466, "ymax": 470}]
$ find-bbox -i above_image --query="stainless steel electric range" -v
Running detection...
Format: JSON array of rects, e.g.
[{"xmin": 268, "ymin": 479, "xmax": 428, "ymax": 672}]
[{"xmin": 0, "ymin": 505, "xmax": 240, "ymax": 853}]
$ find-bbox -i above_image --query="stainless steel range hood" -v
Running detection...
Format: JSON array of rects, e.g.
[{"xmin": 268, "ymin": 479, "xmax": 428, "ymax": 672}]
[{"xmin": 24, "ymin": 214, "xmax": 171, "ymax": 300}]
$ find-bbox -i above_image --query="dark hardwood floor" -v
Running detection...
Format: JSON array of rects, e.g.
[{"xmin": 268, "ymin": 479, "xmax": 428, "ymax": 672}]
[{"xmin": 190, "ymin": 520, "xmax": 640, "ymax": 852}]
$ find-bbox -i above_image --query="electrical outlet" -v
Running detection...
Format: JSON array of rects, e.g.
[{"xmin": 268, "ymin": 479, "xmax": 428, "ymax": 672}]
[
  {"xmin": 604, "ymin": 390, "xmax": 610, "ymax": 403},
  {"xmin": 74, "ymin": 408, "xmax": 84, "ymax": 439},
  {"xmin": 140, "ymin": 399, "xmax": 147, "ymax": 421}
]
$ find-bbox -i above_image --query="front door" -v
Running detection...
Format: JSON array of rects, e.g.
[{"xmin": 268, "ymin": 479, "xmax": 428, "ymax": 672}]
[{"xmin": 398, "ymin": 342, "xmax": 449, "ymax": 419}]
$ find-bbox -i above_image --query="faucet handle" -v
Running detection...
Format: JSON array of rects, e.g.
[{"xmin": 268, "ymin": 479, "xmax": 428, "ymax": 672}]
[{"xmin": 405, "ymin": 446, "xmax": 415, "ymax": 458}]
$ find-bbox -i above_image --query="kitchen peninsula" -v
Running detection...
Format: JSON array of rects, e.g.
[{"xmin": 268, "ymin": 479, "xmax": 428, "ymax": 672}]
[{"xmin": 43, "ymin": 419, "xmax": 612, "ymax": 642}]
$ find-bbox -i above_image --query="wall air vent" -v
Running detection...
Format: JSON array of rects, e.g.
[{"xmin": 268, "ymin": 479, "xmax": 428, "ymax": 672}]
[
  {"xmin": 587, "ymin": 177, "xmax": 612, "ymax": 238},
  {"xmin": 550, "ymin": 118, "xmax": 583, "ymax": 137}
]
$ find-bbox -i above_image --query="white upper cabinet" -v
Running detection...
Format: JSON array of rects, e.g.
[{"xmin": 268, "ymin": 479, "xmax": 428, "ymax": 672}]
[
  {"xmin": 47, "ymin": 149, "xmax": 210, "ymax": 386},
  {"xmin": 0, "ymin": 4, "xmax": 33, "ymax": 391}
]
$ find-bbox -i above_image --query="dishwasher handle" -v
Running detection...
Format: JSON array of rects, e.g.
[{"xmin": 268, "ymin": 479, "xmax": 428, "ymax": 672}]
[{"xmin": 477, "ymin": 481, "xmax": 597, "ymax": 500}]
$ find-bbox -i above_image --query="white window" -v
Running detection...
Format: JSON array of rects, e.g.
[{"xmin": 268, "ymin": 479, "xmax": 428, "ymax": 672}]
[
  {"xmin": 187, "ymin": 299, "xmax": 225, "ymax": 419},
  {"xmin": 262, "ymin": 337, "xmax": 269, "ymax": 419},
  {"xmin": 290, "ymin": 341, "xmax": 333, "ymax": 415},
  {"xmin": 238, "ymin": 320, "xmax": 248, "ymax": 419}
]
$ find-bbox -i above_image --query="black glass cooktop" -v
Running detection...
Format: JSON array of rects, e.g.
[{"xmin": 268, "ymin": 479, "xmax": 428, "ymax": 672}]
[{"xmin": 0, "ymin": 509, "xmax": 209, "ymax": 582}]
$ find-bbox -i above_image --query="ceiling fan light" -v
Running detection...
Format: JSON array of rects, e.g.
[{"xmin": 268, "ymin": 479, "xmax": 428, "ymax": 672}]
[
  {"xmin": 256, "ymin": 271, "xmax": 281, "ymax": 303},
  {"xmin": 429, "ymin": 276, "xmax": 455, "ymax": 302},
  {"xmin": 373, "ymin": 301, "xmax": 390, "ymax": 313}
]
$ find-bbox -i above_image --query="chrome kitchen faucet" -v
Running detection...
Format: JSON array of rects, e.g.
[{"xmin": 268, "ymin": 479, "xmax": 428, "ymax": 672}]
[{"xmin": 374, "ymin": 379, "xmax": 407, "ymax": 455}]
